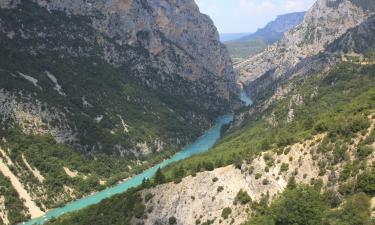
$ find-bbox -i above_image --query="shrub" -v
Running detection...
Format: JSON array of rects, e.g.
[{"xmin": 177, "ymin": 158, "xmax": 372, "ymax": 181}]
[
  {"xmin": 356, "ymin": 167, "xmax": 375, "ymax": 195},
  {"xmin": 169, "ymin": 216, "xmax": 177, "ymax": 225},
  {"xmin": 339, "ymin": 162, "xmax": 353, "ymax": 181},
  {"xmin": 248, "ymin": 166, "xmax": 255, "ymax": 175},
  {"xmin": 221, "ymin": 207, "xmax": 232, "ymax": 219},
  {"xmin": 262, "ymin": 179, "xmax": 269, "ymax": 185},
  {"xmin": 286, "ymin": 176, "xmax": 297, "ymax": 190},
  {"xmin": 144, "ymin": 193, "xmax": 154, "ymax": 202},
  {"xmin": 154, "ymin": 168, "xmax": 166, "ymax": 184},
  {"xmin": 280, "ymin": 163, "xmax": 289, "ymax": 173},
  {"xmin": 247, "ymin": 186, "xmax": 326, "ymax": 225},
  {"xmin": 212, "ymin": 177, "xmax": 218, "ymax": 183},
  {"xmin": 234, "ymin": 189, "xmax": 252, "ymax": 205},
  {"xmin": 356, "ymin": 145, "xmax": 373, "ymax": 160},
  {"xmin": 255, "ymin": 173, "xmax": 262, "ymax": 179},
  {"xmin": 324, "ymin": 192, "xmax": 372, "ymax": 225},
  {"xmin": 321, "ymin": 190, "xmax": 341, "ymax": 208},
  {"xmin": 217, "ymin": 186, "xmax": 224, "ymax": 193}
]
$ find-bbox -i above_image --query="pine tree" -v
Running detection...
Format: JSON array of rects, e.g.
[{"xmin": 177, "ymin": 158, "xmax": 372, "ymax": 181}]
[{"xmin": 154, "ymin": 167, "xmax": 165, "ymax": 184}]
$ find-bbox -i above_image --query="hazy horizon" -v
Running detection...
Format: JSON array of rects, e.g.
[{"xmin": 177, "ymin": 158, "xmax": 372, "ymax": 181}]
[{"xmin": 195, "ymin": 0, "xmax": 315, "ymax": 33}]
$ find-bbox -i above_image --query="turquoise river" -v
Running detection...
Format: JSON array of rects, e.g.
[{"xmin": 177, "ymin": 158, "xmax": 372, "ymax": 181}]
[{"xmin": 22, "ymin": 92, "xmax": 252, "ymax": 225}]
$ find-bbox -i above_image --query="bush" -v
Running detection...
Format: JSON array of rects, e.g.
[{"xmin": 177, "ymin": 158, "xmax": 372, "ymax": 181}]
[
  {"xmin": 262, "ymin": 179, "xmax": 270, "ymax": 185},
  {"xmin": 339, "ymin": 162, "xmax": 353, "ymax": 181},
  {"xmin": 217, "ymin": 186, "xmax": 224, "ymax": 193},
  {"xmin": 255, "ymin": 173, "xmax": 262, "ymax": 179},
  {"xmin": 324, "ymin": 192, "xmax": 372, "ymax": 225},
  {"xmin": 356, "ymin": 167, "xmax": 375, "ymax": 195},
  {"xmin": 356, "ymin": 145, "xmax": 373, "ymax": 160},
  {"xmin": 280, "ymin": 163, "xmax": 289, "ymax": 173},
  {"xmin": 269, "ymin": 186, "xmax": 326, "ymax": 225},
  {"xmin": 234, "ymin": 189, "xmax": 252, "ymax": 205},
  {"xmin": 321, "ymin": 190, "xmax": 341, "ymax": 208},
  {"xmin": 144, "ymin": 193, "xmax": 154, "ymax": 202},
  {"xmin": 248, "ymin": 166, "xmax": 255, "ymax": 175},
  {"xmin": 154, "ymin": 168, "xmax": 166, "ymax": 184},
  {"xmin": 221, "ymin": 207, "xmax": 232, "ymax": 219},
  {"xmin": 169, "ymin": 216, "xmax": 177, "ymax": 225}
]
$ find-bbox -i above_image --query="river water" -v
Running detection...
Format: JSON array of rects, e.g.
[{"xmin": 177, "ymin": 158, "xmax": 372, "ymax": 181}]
[{"xmin": 23, "ymin": 91, "xmax": 251, "ymax": 225}]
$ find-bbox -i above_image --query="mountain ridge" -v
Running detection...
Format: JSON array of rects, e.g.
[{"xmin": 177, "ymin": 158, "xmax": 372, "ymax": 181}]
[
  {"xmin": 238, "ymin": 11, "xmax": 306, "ymax": 44},
  {"xmin": 224, "ymin": 11, "xmax": 305, "ymax": 63}
]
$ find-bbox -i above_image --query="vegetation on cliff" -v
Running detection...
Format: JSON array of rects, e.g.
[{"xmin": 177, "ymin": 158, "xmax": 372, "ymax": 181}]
[{"xmin": 45, "ymin": 55, "xmax": 375, "ymax": 225}]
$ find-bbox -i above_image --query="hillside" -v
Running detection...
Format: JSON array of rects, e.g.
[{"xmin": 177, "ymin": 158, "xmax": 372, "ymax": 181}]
[
  {"xmin": 41, "ymin": 0, "xmax": 375, "ymax": 224},
  {"xmin": 46, "ymin": 52, "xmax": 375, "ymax": 225},
  {"xmin": 0, "ymin": 0, "xmax": 240, "ymax": 224},
  {"xmin": 237, "ymin": 0, "xmax": 374, "ymax": 102},
  {"xmin": 2, "ymin": 0, "xmax": 375, "ymax": 225}
]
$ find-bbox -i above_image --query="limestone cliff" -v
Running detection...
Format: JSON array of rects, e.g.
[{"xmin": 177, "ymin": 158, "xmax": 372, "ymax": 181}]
[
  {"xmin": 236, "ymin": 0, "xmax": 373, "ymax": 102},
  {"xmin": 0, "ymin": 0, "xmax": 239, "ymax": 156}
]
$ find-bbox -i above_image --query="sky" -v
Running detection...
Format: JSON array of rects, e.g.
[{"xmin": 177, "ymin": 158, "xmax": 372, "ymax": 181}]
[{"xmin": 194, "ymin": 0, "xmax": 316, "ymax": 33}]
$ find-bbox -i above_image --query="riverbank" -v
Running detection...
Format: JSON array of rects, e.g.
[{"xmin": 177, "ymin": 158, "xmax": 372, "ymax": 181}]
[{"xmin": 21, "ymin": 114, "xmax": 235, "ymax": 225}]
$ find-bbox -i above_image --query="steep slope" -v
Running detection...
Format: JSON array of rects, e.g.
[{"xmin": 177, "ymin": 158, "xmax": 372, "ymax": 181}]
[
  {"xmin": 46, "ymin": 58, "xmax": 375, "ymax": 225},
  {"xmin": 0, "ymin": 0, "xmax": 239, "ymax": 223},
  {"xmin": 237, "ymin": 0, "xmax": 373, "ymax": 102},
  {"xmin": 41, "ymin": 1, "xmax": 375, "ymax": 222},
  {"xmin": 0, "ymin": 0, "xmax": 239, "ymax": 155},
  {"xmin": 225, "ymin": 12, "xmax": 305, "ymax": 63}
]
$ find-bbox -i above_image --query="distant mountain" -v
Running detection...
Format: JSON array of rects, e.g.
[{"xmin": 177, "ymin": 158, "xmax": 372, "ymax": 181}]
[
  {"xmin": 219, "ymin": 33, "xmax": 251, "ymax": 42},
  {"xmin": 238, "ymin": 11, "xmax": 306, "ymax": 44},
  {"xmin": 225, "ymin": 12, "xmax": 305, "ymax": 62}
]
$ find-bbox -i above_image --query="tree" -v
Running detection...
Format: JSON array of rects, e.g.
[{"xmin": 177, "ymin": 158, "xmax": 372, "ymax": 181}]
[
  {"xmin": 338, "ymin": 193, "xmax": 371, "ymax": 225},
  {"xmin": 221, "ymin": 207, "xmax": 232, "ymax": 219},
  {"xmin": 270, "ymin": 186, "xmax": 326, "ymax": 225},
  {"xmin": 234, "ymin": 189, "xmax": 252, "ymax": 205},
  {"xmin": 286, "ymin": 176, "xmax": 296, "ymax": 190},
  {"xmin": 356, "ymin": 168, "xmax": 375, "ymax": 195},
  {"xmin": 169, "ymin": 216, "xmax": 177, "ymax": 225},
  {"xmin": 324, "ymin": 192, "xmax": 372, "ymax": 225},
  {"xmin": 173, "ymin": 165, "xmax": 185, "ymax": 180},
  {"xmin": 154, "ymin": 168, "xmax": 166, "ymax": 184}
]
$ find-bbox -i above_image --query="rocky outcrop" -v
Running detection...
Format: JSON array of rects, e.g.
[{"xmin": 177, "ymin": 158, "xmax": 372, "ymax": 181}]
[
  {"xmin": 236, "ymin": 0, "xmax": 373, "ymax": 102},
  {"xmin": 26, "ymin": 0, "xmax": 238, "ymax": 106},
  {"xmin": 0, "ymin": 0, "xmax": 239, "ymax": 156},
  {"xmin": 133, "ymin": 111, "xmax": 375, "ymax": 225},
  {"xmin": 132, "ymin": 134, "xmax": 338, "ymax": 225},
  {"xmin": 0, "ymin": 89, "xmax": 76, "ymax": 144}
]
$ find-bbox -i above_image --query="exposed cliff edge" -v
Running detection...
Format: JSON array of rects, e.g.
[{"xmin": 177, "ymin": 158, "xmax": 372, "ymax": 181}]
[
  {"xmin": 236, "ymin": 0, "xmax": 373, "ymax": 103},
  {"xmin": 0, "ymin": 0, "xmax": 240, "ymax": 156}
]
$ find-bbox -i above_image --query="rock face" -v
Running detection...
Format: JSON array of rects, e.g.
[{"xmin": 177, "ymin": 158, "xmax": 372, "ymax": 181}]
[
  {"xmin": 238, "ymin": 12, "xmax": 305, "ymax": 44},
  {"xmin": 236, "ymin": 0, "xmax": 373, "ymax": 101},
  {"xmin": 0, "ymin": 0, "xmax": 239, "ymax": 155},
  {"xmin": 132, "ymin": 134, "xmax": 337, "ymax": 225},
  {"xmin": 32, "ymin": 0, "xmax": 236, "ymax": 86}
]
